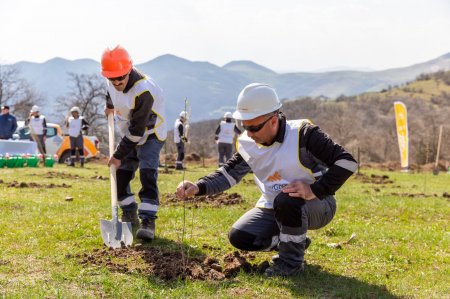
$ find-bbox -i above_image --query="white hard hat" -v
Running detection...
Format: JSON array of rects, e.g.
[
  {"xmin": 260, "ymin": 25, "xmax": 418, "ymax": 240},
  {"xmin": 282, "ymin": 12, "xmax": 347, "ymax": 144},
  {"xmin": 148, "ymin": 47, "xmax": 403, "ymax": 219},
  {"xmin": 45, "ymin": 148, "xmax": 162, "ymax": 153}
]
[
  {"xmin": 179, "ymin": 111, "xmax": 187, "ymax": 119},
  {"xmin": 224, "ymin": 111, "xmax": 233, "ymax": 119},
  {"xmin": 232, "ymin": 83, "xmax": 281, "ymax": 120},
  {"xmin": 70, "ymin": 106, "xmax": 81, "ymax": 114},
  {"xmin": 30, "ymin": 105, "xmax": 40, "ymax": 113}
]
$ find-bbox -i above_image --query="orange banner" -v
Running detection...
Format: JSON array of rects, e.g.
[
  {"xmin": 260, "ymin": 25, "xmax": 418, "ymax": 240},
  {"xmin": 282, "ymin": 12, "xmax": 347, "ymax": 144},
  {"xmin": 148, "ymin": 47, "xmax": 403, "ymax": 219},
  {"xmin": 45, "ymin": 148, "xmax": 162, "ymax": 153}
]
[{"xmin": 394, "ymin": 101, "xmax": 409, "ymax": 170}]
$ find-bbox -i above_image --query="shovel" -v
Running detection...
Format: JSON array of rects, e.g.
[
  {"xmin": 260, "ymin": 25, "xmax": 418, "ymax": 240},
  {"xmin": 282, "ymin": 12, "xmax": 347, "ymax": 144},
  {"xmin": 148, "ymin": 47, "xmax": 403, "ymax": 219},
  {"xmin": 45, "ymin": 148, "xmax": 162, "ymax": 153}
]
[{"xmin": 100, "ymin": 113, "xmax": 133, "ymax": 248}]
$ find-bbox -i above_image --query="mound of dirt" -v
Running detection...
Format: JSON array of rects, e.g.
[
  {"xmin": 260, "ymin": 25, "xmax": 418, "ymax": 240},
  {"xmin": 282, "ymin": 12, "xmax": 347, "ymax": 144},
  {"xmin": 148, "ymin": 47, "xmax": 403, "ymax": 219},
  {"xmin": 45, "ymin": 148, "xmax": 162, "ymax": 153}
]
[
  {"xmin": 185, "ymin": 153, "xmax": 201, "ymax": 162},
  {"xmin": 76, "ymin": 247, "xmax": 268, "ymax": 281},
  {"xmin": 390, "ymin": 192, "xmax": 438, "ymax": 198},
  {"xmin": 4, "ymin": 180, "xmax": 71, "ymax": 188},
  {"xmin": 162, "ymin": 192, "xmax": 244, "ymax": 207},
  {"xmin": 31, "ymin": 171, "xmax": 83, "ymax": 180},
  {"xmin": 353, "ymin": 173, "xmax": 394, "ymax": 184}
]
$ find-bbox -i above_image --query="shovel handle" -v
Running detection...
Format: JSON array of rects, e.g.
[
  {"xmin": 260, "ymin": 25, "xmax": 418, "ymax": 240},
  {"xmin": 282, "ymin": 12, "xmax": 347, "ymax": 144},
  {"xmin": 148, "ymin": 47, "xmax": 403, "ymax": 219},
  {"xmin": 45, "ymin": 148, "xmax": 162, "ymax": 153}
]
[{"xmin": 108, "ymin": 114, "xmax": 119, "ymax": 208}]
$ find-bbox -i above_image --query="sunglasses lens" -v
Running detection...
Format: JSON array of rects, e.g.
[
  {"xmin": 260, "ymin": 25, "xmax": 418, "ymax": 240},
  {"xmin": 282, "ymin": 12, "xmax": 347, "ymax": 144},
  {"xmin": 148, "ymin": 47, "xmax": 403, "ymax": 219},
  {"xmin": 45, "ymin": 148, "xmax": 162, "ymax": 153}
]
[{"xmin": 108, "ymin": 74, "xmax": 127, "ymax": 81}]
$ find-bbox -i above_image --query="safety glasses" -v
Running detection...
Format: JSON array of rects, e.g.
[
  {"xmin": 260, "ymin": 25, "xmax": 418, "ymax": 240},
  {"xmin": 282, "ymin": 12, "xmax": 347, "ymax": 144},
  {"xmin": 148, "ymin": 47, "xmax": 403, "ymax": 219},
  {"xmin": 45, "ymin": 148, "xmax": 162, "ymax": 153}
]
[
  {"xmin": 242, "ymin": 115, "xmax": 274, "ymax": 133},
  {"xmin": 107, "ymin": 73, "xmax": 128, "ymax": 82}
]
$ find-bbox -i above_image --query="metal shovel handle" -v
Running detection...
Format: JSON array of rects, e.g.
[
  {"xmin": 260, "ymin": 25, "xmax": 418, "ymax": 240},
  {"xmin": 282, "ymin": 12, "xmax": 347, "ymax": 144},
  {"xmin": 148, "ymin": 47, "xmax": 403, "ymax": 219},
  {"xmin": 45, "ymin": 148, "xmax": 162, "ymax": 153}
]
[{"xmin": 108, "ymin": 114, "xmax": 118, "ymax": 209}]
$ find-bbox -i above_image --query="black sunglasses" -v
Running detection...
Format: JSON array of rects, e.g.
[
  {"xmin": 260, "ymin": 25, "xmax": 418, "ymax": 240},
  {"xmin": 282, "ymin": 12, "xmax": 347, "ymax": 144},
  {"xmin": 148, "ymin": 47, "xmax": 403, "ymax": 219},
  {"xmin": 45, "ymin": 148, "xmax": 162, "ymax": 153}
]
[
  {"xmin": 242, "ymin": 115, "xmax": 274, "ymax": 133},
  {"xmin": 107, "ymin": 73, "xmax": 128, "ymax": 82}
]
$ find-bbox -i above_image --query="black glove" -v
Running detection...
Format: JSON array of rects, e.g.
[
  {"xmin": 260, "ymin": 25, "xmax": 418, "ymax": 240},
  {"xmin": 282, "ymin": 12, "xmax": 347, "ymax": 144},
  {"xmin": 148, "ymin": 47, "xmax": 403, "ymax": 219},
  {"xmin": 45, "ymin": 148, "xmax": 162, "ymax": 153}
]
[{"xmin": 214, "ymin": 136, "xmax": 218, "ymax": 141}]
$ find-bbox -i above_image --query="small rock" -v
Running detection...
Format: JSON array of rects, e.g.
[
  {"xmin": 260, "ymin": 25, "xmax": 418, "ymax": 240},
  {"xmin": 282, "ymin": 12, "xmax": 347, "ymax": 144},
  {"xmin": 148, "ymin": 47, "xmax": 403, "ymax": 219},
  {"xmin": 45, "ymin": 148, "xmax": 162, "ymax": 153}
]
[{"xmin": 327, "ymin": 243, "xmax": 342, "ymax": 249}]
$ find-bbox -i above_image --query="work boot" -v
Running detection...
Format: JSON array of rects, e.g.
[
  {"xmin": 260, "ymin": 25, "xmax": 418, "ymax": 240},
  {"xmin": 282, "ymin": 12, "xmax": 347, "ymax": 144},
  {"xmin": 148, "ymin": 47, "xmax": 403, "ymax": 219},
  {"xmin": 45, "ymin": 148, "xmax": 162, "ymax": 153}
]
[
  {"xmin": 271, "ymin": 236, "xmax": 311, "ymax": 263},
  {"xmin": 175, "ymin": 163, "xmax": 183, "ymax": 170},
  {"xmin": 264, "ymin": 259, "xmax": 305, "ymax": 277},
  {"xmin": 136, "ymin": 218, "xmax": 155, "ymax": 241},
  {"xmin": 121, "ymin": 208, "xmax": 139, "ymax": 226},
  {"xmin": 68, "ymin": 157, "xmax": 75, "ymax": 167}
]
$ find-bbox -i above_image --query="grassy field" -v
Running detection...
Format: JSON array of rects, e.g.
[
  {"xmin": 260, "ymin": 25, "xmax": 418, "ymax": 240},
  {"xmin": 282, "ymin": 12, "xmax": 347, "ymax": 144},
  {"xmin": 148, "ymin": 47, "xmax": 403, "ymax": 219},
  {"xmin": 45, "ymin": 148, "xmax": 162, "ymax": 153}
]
[{"xmin": 0, "ymin": 163, "xmax": 449, "ymax": 298}]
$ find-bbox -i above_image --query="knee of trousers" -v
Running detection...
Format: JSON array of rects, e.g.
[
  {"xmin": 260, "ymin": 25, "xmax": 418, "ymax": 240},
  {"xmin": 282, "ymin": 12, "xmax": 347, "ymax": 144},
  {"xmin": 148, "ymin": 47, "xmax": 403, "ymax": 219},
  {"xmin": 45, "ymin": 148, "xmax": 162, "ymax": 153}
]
[
  {"xmin": 228, "ymin": 228, "xmax": 268, "ymax": 251},
  {"xmin": 273, "ymin": 192, "xmax": 305, "ymax": 227},
  {"xmin": 116, "ymin": 169, "xmax": 135, "ymax": 196}
]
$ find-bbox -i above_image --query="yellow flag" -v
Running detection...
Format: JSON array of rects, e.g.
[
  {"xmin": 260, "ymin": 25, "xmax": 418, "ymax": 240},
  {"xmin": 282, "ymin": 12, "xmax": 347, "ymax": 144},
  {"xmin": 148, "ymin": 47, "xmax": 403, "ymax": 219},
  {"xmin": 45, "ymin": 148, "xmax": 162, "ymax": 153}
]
[{"xmin": 394, "ymin": 101, "xmax": 409, "ymax": 171}]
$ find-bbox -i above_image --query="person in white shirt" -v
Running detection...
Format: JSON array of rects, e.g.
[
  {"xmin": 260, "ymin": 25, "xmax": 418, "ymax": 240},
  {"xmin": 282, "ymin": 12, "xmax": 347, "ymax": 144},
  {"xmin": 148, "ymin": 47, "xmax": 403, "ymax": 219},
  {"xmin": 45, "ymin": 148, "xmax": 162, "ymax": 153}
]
[
  {"xmin": 174, "ymin": 111, "xmax": 188, "ymax": 170},
  {"xmin": 65, "ymin": 106, "xmax": 89, "ymax": 167},
  {"xmin": 176, "ymin": 83, "xmax": 357, "ymax": 277},
  {"xmin": 215, "ymin": 111, "xmax": 241, "ymax": 167},
  {"xmin": 25, "ymin": 105, "xmax": 47, "ymax": 159}
]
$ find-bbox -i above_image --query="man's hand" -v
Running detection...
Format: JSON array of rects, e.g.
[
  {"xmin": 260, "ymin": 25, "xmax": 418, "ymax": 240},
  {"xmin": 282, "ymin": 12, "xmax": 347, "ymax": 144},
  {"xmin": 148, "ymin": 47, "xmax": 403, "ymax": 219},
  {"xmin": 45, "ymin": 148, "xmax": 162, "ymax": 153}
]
[
  {"xmin": 176, "ymin": 180, "xmax": 199, "ymax": 199},
  {"xmin": 108, "ymin": 156, "xmax": 121, "ymax": 168},
  {"xmin": 105, "ymin": 108, "xmax": 115, "ymax": 116},
  {"xmin": 181, "ymin": 137, "xmax": 188, "ymax": 143},
  {"xmin": 282, "ymin": 181, "xmax": 317, "ymax": 200}
]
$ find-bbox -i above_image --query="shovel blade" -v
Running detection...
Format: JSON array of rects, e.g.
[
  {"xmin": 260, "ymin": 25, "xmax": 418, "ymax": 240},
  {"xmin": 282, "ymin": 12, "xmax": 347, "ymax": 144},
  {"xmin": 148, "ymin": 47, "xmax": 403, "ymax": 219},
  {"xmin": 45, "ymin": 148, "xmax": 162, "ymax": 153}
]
[{"xmin": 100, "ymin": 219, "xmax": 133, "ymax": 249}]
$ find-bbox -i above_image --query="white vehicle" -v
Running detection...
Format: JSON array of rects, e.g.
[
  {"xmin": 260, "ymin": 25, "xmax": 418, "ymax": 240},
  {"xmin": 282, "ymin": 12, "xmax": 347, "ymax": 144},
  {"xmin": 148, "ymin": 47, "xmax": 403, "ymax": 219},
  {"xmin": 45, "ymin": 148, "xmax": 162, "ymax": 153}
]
[{"xmin": 13, "ymin": 121, "xmax": 100, "ymax": 163}]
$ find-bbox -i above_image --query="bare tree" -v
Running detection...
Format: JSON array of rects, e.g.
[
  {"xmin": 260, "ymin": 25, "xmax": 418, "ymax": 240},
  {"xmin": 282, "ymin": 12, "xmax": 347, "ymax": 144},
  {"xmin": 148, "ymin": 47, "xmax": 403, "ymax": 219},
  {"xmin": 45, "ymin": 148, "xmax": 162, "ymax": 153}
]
[
  {"xmin": 12, "ymin": 86, "xmax": 45, "ymax": 119},
  {"xmin": 56, "ymin": 72, "xmax": 107, "ymax": 143}
]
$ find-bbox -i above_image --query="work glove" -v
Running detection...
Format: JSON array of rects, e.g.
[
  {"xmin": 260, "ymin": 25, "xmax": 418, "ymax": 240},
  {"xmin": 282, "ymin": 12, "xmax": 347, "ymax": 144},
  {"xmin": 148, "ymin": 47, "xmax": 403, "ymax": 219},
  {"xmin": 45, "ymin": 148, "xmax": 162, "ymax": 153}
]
[{"xmin": 181, "ymin": 137, "xmax": 188, "ymax": 143}]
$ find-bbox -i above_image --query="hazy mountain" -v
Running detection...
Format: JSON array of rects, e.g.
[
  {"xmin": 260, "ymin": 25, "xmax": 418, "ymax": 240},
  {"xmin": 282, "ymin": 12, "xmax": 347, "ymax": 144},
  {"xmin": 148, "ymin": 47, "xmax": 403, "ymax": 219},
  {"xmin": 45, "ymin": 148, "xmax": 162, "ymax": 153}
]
[{"xmin": 6, "ymin": 52, "xmax": 450, "ymax": 123}]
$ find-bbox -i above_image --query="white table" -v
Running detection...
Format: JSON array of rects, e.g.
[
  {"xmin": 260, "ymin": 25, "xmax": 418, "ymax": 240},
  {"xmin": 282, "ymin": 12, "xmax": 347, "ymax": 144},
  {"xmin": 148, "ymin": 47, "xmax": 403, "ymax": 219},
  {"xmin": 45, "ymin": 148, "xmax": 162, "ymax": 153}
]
[{"xmin": 0, "ymin": 139, "xmax": 38, "ymax": 155}]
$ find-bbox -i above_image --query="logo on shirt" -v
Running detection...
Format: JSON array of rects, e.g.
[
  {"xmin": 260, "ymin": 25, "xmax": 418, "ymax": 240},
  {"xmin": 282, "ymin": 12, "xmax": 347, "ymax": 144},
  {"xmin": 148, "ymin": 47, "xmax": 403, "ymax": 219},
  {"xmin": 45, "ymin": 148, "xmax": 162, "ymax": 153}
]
[{"xmin": 267, "ymin": 171, "xmax": 281, "ymax": 182}]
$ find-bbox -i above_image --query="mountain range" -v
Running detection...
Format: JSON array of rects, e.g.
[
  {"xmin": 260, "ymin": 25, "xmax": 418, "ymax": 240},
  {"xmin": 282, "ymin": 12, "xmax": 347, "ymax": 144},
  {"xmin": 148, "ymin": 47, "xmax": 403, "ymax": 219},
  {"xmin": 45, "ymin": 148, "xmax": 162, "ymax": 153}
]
[{"xmin": 10, "ymin": 52, "xmax": 450, "ymax": 123}]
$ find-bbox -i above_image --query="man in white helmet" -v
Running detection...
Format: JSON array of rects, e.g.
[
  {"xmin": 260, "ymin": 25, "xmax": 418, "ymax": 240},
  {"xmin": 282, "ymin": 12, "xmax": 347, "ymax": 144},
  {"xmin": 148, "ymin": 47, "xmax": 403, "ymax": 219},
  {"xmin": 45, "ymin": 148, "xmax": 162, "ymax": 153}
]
[
  {"xmin": 174, "ymin": 111, "xmax": 188, "ymax": 170},
  {"xmin": 25, "ymin": 105, "xmax": 47, "ymax": 159},
  {"xmin": 214, "ymin": 111, "xmax": 241, "ymax": 167},
  {"xmin": 64, "ymin": 106, "xmax": 89, "ymax": 167},
  {"xmin": 176, "ymin": 83, "xmax": 357, "ymax": 277}
]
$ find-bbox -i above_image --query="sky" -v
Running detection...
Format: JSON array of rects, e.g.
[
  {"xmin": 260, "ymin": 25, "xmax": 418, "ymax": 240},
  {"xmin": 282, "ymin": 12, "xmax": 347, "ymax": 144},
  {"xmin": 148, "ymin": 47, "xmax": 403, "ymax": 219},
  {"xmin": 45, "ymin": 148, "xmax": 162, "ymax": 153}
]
[{"xmin": 1, "ymin": 0, "xmax": 449, "ymax": 72}]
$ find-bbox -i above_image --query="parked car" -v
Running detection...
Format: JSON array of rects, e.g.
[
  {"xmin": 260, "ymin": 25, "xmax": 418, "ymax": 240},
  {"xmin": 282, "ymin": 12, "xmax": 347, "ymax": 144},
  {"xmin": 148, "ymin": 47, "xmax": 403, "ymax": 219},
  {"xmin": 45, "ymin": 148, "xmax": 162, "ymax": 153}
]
[{"xmin": 14, "ymin": 121, "xmax": 100, "ymax": 163}]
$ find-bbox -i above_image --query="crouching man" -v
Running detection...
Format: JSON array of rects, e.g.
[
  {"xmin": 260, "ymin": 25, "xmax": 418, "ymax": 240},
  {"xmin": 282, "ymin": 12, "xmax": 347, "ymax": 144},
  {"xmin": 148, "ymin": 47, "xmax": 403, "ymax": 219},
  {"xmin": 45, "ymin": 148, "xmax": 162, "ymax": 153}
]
[{"xmin": 176, "ymin": 83, "xmax": 357, "ymax": 277}]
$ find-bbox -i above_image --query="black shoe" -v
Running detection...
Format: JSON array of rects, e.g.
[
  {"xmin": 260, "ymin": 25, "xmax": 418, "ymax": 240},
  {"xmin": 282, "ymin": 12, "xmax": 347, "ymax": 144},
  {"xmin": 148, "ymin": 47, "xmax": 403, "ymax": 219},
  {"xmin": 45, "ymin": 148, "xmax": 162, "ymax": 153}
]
[
  {"xmin": 68, "ymin": 163, "xmax": 75, "ymax": 167},
  {"xmin": 136, "ymin": 218, "xmax": 155, "ymax": 241},
  {"xmin": 121, "ymin": 209, "xmax": 139, "ymax": 226},
  {"xmin": 264, "ymin": 260, "xmax": 305, "ymax": 277}
]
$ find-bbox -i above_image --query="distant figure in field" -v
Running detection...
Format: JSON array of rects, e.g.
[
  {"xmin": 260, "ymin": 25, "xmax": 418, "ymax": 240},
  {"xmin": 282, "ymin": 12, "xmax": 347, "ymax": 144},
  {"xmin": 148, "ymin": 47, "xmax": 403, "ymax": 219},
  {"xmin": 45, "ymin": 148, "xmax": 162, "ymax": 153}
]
[
  {"xmin": 0, "ymin": 105, "xmax": 18, "ymax": 140},
  {"xmin": 215, "ymin": 111, "xmax": 241, "ymax": 167},
  {"xmin": 64, "ymin": 106, "xmax": 89, "ymax": 167},
  {"xmin": 174, "ymin": 111, "xmax": 188, "ymax": 170},
  {"xmin": 25, "ymin": 105, "xmax": 47, "ymax": 158},
  {"xmin": 177, "ymin": 83, "xmax": 357, "ymax": 277}
]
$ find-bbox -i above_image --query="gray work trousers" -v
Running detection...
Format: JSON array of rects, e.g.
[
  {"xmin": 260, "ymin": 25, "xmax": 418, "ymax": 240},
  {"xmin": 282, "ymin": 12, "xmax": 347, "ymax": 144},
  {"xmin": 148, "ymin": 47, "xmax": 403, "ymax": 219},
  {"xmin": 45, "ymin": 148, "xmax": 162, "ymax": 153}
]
[{"xmin": 228, "ymin": 194, "xmax": 336, "ymax": 267}]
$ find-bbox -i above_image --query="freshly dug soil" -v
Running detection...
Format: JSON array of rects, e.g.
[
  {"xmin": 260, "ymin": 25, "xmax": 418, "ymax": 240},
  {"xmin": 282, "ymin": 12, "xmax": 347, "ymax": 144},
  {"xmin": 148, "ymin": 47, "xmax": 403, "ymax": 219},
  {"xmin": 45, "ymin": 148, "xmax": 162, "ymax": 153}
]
[
  {"xmin": 353, "ymin": 173, "xmax": 394, "ymax": 184},
  {"xmin": 76, "ymin": 247, "xmax": 269, "ymax": 281},
  {"xmin": 3, "ymin": 180, "xmax": 71, "ymax": 188},
  {"xmin": 162, "ymin": 192, "xmax": 244, "ymax": 207}
]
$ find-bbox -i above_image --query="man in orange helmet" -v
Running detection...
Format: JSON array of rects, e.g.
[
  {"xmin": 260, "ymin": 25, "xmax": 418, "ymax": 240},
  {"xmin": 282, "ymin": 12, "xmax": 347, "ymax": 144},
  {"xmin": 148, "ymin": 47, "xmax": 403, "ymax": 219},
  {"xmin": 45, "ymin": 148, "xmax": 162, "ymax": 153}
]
[{"xmin": 101, "ymin": 45, "xmax": 167, "ymax": 241}]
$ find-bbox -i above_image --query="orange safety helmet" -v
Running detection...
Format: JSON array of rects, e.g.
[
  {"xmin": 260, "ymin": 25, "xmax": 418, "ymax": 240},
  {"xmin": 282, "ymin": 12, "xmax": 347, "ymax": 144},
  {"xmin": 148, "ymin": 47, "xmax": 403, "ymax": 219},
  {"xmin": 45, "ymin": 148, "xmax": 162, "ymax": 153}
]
[{"xmin": 101, "ymin": 45, "xmax": 133, "ymax": 78}]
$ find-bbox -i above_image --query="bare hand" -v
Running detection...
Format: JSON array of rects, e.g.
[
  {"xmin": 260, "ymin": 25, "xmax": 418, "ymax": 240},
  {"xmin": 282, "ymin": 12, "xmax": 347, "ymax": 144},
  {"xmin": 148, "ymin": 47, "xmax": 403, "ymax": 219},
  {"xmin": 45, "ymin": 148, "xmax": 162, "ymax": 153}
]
[
  {"xmin": 105, "ymin": 108, "xmax": 115, "ymax": 116},
  {"xmin": 282, "ymin": 181, "xmax": 317, "ymax": 200},
  {"xmin": 176, "ymin": 180, "xmax": 199, "ymax": 199},
  {"xmin": 108, "ymin": 156, "xmax": 121, "ymax": 168}
]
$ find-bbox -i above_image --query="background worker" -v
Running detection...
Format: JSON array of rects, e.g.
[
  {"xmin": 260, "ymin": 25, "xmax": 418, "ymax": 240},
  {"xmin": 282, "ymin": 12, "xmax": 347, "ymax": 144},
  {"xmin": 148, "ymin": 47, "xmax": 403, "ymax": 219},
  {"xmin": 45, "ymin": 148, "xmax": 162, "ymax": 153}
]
[
  {"xmin": 215, "ymin": 111, "xmax": 241, "ymax": 167},
  {"xmin": 0, "ymin": 105, "xmax": 18, "ymax": 140},
  {"xmin": 25, "ymin": 105, "xmax": 47, "ymax": 159},
  {"xmin": 174, "ymin": 111, "xmax": 188, "ymax": 170},
  {"xmin": 65, "ymin": 106, "xmax": 89, "ymax": 167},
  {"xmin": 102, "ymin": 45, "xmax": 167, "ymax": 241},
  {"xmin": 176, "ymin": 83, "xmax": 357, "ymax": 277}
]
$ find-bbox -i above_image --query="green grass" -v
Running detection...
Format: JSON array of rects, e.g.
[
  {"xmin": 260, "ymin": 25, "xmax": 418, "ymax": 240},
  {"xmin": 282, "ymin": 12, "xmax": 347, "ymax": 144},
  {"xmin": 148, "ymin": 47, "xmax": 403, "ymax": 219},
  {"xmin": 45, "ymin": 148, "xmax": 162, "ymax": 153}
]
[{"xmin": 0, "ymin": 164, "xmax": 449, "ymax": 298}]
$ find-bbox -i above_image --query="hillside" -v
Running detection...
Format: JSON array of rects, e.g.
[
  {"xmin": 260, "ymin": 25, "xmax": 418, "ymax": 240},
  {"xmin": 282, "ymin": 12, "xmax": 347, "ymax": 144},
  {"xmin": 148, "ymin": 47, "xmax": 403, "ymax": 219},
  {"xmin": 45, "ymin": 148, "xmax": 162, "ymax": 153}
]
[
  {"xmin": 175, "ymin": 70, "xmax": 450, "ymax": 167},
  {"xmin": 4, "ymin": 52, "xmax": 450, "ymax": 124}
]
